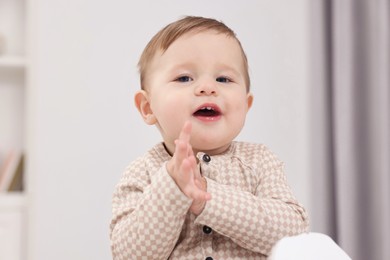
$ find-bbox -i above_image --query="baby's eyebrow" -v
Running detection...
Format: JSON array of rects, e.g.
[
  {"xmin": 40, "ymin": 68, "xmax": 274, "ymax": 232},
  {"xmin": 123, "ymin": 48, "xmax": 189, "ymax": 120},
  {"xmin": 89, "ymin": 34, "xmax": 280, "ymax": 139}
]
[
  {"xmin": 168, "ymin": 62, "xmax": 197, "ymax": 71},
  {"xmin": 215, "ymin": 64, "xmax": 242, "ymax": 77}
]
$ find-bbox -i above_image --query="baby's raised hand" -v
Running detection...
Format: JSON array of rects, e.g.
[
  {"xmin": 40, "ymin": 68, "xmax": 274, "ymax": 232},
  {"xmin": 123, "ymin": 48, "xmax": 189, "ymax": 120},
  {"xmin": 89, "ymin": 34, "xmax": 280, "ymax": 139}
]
[{"xmin": 166, "ymin": 121, "xmax": 211, "ymax": 214}]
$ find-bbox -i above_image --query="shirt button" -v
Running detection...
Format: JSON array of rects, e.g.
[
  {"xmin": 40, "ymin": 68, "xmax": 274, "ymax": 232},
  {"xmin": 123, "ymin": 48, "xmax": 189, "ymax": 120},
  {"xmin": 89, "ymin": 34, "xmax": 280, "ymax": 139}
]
[
  {"xmin": 202, "ymin": 154, "xmax": 211, "ymax": 163},
  {"xmin": 203, "ymin": 225, "xmax": 212, "ymax": 234},
  {"xmin": 205, "ymin": 257, "xmax": 213, "ymax": 260}
]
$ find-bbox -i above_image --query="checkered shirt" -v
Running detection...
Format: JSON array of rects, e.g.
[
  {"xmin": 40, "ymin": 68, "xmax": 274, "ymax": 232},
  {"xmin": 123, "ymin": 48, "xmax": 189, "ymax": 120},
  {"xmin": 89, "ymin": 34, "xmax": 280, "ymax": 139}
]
[{"xmin": 110, "ymin": 141, "xmax": 309, "ymax": 259}]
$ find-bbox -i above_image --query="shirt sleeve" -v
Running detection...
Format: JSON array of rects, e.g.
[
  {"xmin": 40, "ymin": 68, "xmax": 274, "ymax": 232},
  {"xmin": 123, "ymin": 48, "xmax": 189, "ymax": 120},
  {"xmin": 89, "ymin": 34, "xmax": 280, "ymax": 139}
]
[
  {"xmin": 194, "ymin": 147, "xmax": 309, "ymax": 256},
  {"xmin": 110, "ymin": 160, "xmax": 192, "ymax": 260}
]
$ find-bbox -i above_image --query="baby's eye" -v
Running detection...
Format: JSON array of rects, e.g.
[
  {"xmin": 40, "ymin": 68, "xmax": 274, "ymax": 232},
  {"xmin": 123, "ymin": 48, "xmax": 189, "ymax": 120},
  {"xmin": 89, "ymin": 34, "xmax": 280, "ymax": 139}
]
[
  {"xmin": 175, "ymin": 76, "xmax": 192, "ymax": 82},
  {"xmin": 216, "ymin": 77, "xmax": 231, "ymax": 83}
]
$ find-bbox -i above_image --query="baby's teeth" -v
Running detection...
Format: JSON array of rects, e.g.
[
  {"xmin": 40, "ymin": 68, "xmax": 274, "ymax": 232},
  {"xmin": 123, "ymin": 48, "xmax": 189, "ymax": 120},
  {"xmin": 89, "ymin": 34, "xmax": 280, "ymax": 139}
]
[{"xmin": 206, "ymin": 107, "xmax": 212, "ymax": 110}]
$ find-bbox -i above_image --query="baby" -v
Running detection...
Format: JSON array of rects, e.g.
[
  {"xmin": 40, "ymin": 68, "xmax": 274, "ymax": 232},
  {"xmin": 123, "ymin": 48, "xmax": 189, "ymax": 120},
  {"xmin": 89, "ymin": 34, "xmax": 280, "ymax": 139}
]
[{"xmin": 110, "ymin": 16, "xmax": 309, "ymax": 260}]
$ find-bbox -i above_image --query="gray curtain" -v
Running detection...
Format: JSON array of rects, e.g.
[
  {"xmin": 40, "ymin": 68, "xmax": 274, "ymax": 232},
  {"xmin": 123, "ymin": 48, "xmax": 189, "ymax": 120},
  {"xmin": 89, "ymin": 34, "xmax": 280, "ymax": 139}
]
[{"xmin": 310, "ymin": 1, "xmax": 390, "ymax": 260}]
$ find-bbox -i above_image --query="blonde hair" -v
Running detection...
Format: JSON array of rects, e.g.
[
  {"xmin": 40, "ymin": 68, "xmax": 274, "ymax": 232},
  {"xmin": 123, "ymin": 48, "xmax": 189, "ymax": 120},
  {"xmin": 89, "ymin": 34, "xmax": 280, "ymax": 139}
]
[{"xmin": 138, "ymin": 16, "xmax": 250, "ymax": 91}]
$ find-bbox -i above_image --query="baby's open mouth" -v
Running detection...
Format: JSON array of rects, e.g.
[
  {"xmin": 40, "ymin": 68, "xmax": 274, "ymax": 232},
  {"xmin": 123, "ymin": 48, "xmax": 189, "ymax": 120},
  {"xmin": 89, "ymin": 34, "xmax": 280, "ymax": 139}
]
[{"xmin": 193, "ymin": 106, "xmax": 221, "ymax": 117}]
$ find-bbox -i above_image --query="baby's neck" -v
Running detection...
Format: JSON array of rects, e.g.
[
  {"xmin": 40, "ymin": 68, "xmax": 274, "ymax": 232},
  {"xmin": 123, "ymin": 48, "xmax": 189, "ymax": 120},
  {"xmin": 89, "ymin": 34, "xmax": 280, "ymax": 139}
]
[{"xmin": 163, "ymin": 142, "xmax": 232, "ymax": 158}]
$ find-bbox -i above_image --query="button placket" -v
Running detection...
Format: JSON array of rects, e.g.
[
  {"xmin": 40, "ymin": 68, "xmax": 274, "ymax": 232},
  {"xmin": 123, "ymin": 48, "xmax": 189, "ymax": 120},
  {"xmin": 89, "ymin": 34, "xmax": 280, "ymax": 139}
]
[
  {"xmin": 200, "ymin": 223, "xmax": 213, "ymax": 259},
  {"xmin": 199, "ymin": 154, "xmax": 215, "ymax": 260}
]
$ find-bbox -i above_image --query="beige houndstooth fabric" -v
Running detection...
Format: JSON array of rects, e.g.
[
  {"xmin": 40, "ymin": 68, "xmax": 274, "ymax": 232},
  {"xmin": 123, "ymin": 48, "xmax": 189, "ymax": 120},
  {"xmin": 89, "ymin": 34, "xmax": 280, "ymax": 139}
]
[{"xmin": 110, "ymin": 142, "xmax": 309, "ymax": 260}]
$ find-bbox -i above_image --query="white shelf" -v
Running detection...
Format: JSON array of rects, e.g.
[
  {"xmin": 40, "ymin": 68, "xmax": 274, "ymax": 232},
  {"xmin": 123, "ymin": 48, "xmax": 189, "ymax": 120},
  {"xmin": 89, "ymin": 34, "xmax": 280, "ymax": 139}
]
[
  {"xmin": 0, "ymin": 192, "xmax": 25, "ymax": 260},
  {"xmin": 0, "ymin": 192, "xmax": 25, "ymax": 208},
  {"xmin": 0, "ymin": 55, "xmax": 26, "ymax": 68},
  {"xmin": 0, "ymin": 0, "xmax": 27, "ymax": 258}
]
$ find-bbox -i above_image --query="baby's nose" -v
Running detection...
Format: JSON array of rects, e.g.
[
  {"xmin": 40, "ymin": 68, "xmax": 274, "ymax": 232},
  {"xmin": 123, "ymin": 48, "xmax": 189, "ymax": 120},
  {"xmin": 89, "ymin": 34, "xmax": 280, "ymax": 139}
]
[{"xmin": 195, "ymin": 80, "xmax": 218, "ymax": 96}]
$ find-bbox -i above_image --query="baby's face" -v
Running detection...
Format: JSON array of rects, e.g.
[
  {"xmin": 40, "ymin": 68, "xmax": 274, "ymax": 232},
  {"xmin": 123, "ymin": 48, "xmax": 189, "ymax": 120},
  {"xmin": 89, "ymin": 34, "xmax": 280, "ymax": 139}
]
[{"xmin": 145, "ymin": 31, "xmax": 252, "ymax": 155}]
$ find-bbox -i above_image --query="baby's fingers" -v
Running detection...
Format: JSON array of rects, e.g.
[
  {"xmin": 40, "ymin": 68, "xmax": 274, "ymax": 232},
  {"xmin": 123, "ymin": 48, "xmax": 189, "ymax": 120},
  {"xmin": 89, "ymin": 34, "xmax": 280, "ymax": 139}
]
[
  {"xmin": 194, "ymin": 179, "xmax": 211, "ymax": 201},
  {"xmin": 174, "ymin": 140, "xmax": 188, "ymax": 169},
  {"xmin": 189, "ymin": 183, "xmax": 211, "ymax": 202},
  {"xmin": 178, "ymin": 121, "xmax": 192, "ymax": 143}
]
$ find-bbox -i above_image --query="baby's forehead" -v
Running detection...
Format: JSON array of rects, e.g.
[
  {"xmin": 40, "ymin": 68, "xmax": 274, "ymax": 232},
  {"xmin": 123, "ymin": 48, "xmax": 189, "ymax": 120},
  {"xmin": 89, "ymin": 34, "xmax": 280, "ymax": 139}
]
[
  {"xmin": 159, "ymin": 31, "xmax": 243, "ymax": 60},
  {"xmin": 153, "ymin": 34, "xmax": 244, "ymax": 67}
]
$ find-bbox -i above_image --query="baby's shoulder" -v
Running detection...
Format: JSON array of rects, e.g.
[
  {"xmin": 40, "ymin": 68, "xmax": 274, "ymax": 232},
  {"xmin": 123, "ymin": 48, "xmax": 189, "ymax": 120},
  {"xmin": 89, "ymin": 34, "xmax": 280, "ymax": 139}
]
[
  {"xmin": 232, "ymin": 141, "xmax": 282, "ymax": 168},
  {"xmin": 124, "ymin": 155, "xmax": 147, "ymax": 173},
  {"xmin": 232, "ymin": 141, "xmax": 267, "ymax": 160},
  {"xmin": 125, "ymin": 146, "xmax": 165, "ymax": 172}
]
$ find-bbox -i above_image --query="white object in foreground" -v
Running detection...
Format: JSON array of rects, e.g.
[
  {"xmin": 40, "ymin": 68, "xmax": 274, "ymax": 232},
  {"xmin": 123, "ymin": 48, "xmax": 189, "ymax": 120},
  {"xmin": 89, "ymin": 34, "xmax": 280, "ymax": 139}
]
[{"xmin": 269, "ymin": 232, "xmax": 352, "ymax": 260}]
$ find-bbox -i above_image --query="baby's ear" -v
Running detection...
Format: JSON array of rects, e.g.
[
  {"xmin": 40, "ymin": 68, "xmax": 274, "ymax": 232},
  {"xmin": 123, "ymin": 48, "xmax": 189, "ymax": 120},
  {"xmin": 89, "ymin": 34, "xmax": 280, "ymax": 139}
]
[
  {"xmin": 134, "ymin": 90, "xmax": 157, "ymax": 125},
  {"xmin": 246, "ymin": 92, "xmax": 254, "ymax": 111}
]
